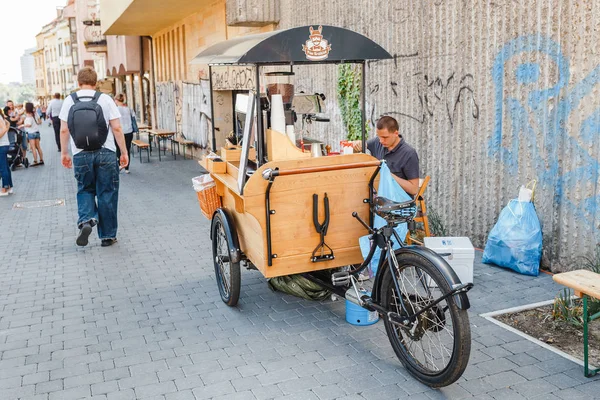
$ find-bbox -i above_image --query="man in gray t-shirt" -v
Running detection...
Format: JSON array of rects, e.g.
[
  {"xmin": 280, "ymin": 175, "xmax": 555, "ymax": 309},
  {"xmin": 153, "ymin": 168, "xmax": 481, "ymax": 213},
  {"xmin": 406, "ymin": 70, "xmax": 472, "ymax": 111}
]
[{"xmin": 353, "ymin": 116, "xmax": 420, "ymax": 195}]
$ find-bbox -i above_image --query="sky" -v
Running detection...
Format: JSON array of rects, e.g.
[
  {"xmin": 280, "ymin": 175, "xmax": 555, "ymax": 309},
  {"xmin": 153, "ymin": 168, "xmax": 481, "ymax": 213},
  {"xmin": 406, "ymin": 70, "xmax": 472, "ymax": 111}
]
[{"xmin": 0, "ymin": 0, "xmax": 68, "ymax": 84}]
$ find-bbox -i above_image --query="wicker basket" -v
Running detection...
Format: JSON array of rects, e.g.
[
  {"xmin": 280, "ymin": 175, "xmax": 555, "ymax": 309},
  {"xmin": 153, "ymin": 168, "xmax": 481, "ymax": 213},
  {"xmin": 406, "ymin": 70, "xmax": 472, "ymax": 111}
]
[{"xmin": 197, "ymin": 185, "xmax": 221, "ymax": 219}]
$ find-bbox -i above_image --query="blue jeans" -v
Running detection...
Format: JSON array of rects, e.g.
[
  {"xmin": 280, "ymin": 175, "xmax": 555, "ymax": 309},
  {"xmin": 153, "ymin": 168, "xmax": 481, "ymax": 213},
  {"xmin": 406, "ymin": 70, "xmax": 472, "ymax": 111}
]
[
  {"xmin": 73, "ymin": 148, "xmax": 119, "ymax": 239},
  {"xmin": 0, "ymin": 145, "xmax": 12, "ymax": 189}
]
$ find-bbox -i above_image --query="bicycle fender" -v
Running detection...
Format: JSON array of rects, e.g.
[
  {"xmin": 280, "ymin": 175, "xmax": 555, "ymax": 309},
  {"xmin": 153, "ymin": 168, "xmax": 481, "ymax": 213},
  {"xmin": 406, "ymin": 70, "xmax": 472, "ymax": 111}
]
[
  {"xmin": 210, "ymin": 208, "xmax": 242, "ymax": 264},
  {"xmin": 374, "ymin": 246, "xmax": 471, "ymax": 310}
]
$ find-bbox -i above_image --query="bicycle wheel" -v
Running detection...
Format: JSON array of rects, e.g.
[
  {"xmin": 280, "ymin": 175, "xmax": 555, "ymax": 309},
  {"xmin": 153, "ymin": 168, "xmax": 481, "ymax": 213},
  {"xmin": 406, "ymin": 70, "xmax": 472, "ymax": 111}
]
[
  {"xmin": 211, "ymin": 212, "xmax": 241, "ymax": 306},
  {"xmin": 380, "ymin": 250, "xmax": 471, "ymax": 387}
]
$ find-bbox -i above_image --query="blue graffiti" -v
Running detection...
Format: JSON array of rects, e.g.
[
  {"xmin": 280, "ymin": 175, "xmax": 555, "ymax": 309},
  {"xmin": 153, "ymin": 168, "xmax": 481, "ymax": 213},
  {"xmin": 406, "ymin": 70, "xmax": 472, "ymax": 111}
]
[{"xmin": 489, "ymin": 34, "xmax": 600, "ymax": 224}]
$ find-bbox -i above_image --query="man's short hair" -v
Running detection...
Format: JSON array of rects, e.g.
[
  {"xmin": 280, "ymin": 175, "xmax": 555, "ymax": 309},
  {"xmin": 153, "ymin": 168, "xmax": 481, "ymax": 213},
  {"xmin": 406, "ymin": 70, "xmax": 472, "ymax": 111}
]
[
  {"xmin": 78, "ymin": 67, "xmax": 97, "ymax": 87},
  {"xmin": 54, "ymin": 93, "xmax": 61, "ymax": 99},
  {"xmin": 6, "ymin": 100, "xmax": 13, "ymax": 105},
  {"xmin": 376, "ymin": 116, "xmax": 399, "ymax": 133}
]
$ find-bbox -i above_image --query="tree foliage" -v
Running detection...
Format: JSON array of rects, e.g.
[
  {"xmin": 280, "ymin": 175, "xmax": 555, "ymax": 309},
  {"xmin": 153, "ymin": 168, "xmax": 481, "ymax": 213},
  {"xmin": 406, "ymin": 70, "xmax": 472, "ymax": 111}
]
[{"xmin": 0, "ymin": 83, "xmax": 36, "ymax": 106}]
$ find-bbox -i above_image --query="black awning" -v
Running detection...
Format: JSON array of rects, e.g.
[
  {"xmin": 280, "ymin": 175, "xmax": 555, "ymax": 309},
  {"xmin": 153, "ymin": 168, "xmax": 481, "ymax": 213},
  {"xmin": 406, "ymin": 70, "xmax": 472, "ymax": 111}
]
[{"xmin": 191, "ymin": 25, "xmax": 392, "ymax": 65}]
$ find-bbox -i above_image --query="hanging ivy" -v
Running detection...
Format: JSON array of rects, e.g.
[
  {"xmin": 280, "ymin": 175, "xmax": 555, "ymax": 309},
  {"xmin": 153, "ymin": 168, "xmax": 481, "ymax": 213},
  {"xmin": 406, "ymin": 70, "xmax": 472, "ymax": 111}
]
[{"xmin": 337, "ymin": 64, "xmax": 366, "ymax": 141}]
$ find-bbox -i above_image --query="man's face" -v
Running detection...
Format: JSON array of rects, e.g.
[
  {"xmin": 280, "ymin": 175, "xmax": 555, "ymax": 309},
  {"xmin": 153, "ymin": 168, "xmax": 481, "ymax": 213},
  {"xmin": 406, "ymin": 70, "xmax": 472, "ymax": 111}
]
[
  {"xmin": 6, "ymin": 101, "xmax": 13, "ymax": 110},
  {"xmin": 376, "ymin": 128, "xmax": 400, "ymax": 150}
]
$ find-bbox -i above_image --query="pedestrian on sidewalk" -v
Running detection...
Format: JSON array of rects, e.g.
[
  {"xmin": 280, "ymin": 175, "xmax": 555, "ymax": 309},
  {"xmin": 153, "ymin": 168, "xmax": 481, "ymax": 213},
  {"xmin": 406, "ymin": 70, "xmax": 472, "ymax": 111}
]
[
  {"xmin": 59, "ymin": 67, "xmax": 129, "ymax": 247},
  {"xmin": 48, "ymin": 93, "xmax": 63, "ymax": 152},
  {"xmin": 0, "ymin": 109, "xmax": 13, "ymax": 196},
  {"xmin": 114, "ymin": 93, "xmax": 135, "ymax": 174},
  {"xmin": 19, "ymin": 103, "xmax": 44, "ymax": 166},
  {"xmin": 3, "ymin": 100, "xmax": 19, "ymax": 128}
]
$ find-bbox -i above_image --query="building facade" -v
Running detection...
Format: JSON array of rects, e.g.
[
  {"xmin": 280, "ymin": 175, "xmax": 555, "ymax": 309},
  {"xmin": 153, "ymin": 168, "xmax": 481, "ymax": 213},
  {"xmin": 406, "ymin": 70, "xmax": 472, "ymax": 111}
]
[
  {"xmin": 75, "ymin": 0, "xmax": 107, "ymax": 79},
  {"xmin": 33, "ymin": 0, "xmax": 109, "ymax": 102},
  {"xmin": 101, "ymin": 0, "xmax": 278, "ymax": 148},
  {"xmin": 20, "ymin": 48, "xmax": 36, "ymax": 85}
]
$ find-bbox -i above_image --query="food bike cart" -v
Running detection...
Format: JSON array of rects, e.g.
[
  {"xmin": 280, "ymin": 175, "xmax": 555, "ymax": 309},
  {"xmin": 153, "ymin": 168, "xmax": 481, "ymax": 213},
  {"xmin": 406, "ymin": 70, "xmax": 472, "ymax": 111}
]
[{"xmin": 192, "ymin": 25, "xmax": 473, "ymax": 387}]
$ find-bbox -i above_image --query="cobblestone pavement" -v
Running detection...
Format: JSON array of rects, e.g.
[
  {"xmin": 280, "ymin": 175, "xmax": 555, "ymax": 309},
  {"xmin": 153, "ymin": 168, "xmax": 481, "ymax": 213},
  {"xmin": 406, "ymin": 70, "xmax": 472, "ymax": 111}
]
[{"xmin": 0, "ymin": 125, "xmax": 598, "ymax": 400}]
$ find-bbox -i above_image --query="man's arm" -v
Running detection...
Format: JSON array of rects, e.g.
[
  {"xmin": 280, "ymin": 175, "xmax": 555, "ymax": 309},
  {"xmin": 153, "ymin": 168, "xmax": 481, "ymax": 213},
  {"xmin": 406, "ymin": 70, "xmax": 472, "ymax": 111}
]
[
  {"xmin": 396, "ymin": 150, "xmax": 420, "ymax": 196},
  {"xmin": 60, "ymin": 120, "xmax": 72, "ymax": 168},
  {"xmin": 392, "ymin": 175, "xmax": 420, "ymax": 196},
  {"xmin": 110, "ymin": 118, "xmax": 128, "ymax": 168}
]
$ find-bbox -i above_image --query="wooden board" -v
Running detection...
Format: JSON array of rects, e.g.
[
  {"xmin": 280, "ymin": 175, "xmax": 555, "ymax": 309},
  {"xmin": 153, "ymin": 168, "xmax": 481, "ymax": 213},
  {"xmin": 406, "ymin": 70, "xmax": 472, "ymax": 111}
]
[
  {"xmin": 553, "ymin": 270, "xmax": 600, "ymax": 299},
  {"xmin": 210, "ymin": 152, "xmax": 381, "ymax": 278},
  {"xmin": 266, "ymin": 129, "xmax": 311, "ymax": 161}
]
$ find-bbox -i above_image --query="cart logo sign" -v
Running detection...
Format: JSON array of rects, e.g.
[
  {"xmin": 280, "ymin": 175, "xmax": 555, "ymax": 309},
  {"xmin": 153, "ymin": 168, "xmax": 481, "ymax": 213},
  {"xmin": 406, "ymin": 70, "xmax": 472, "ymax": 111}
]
[{"xmin": 302, "ymin": 26, "xmax": 331, "ymax": 61}]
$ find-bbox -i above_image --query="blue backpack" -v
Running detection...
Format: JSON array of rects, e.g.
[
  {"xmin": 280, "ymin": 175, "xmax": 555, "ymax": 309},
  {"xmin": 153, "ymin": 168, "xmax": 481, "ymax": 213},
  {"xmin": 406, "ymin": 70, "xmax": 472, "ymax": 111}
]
[{"xmin": 67, "ymin": 91, "xmax": 108, "ymax": 150}]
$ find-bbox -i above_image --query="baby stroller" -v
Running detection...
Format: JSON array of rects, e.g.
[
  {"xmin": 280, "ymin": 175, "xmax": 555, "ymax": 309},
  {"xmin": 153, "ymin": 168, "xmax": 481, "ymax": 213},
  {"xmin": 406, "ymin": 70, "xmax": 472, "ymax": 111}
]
[{"xmin": 7, "ymin": 127, "xmax": 29, "ymax": 171}]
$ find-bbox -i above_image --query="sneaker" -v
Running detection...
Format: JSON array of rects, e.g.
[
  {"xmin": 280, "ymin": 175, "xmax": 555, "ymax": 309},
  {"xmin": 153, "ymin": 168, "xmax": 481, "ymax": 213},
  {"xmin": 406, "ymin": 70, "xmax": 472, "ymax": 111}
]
[
  {"xmin": 0, "ymin": 191, "xmax": 8, "ymax": 197},
  {"xmin": 39, "ymin": 160, "xmax": 44, "ymax": 165},
  {"xmin": 76, "ymin": 223, "xmax": 93, "ymax": 247},
  {"xmin": 101, "ymin": 238, "xmax": 118, "ymax": 247},
  {"xmin": 125, "ymin": 170, "xmax": 130, "ymax": 174},
  {"xmin": 8, "ymin": 188, "xmax": 14, "ymax": 194}
]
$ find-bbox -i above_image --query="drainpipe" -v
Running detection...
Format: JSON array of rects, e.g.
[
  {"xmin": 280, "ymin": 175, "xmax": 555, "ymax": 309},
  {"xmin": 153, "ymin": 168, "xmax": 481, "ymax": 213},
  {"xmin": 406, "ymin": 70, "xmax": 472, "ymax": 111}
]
[
  {"xmin": 138, "ymin": 36, "xmax": 146, "ymax": 125},
  {"xmin": 145, "ymin": 35, "xmax": 157, "ymax": 129}
]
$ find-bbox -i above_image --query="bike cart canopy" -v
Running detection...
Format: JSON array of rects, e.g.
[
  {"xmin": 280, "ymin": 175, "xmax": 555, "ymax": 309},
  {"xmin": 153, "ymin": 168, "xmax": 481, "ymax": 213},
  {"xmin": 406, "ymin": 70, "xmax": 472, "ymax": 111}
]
[
  {"xmin": 191, "ymin": 25, "xmax": 392, "ymax": 65},
  {"xmin": 192, "ymin": 25, "xmax": 392, "ymax": 164}
]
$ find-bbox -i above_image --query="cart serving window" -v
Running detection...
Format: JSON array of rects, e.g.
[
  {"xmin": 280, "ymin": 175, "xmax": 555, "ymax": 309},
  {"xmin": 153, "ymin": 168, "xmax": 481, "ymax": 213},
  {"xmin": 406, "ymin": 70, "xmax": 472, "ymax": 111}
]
[{"xmin": 193, "ymin": 26, "xmax": 473, "ymax": 388}]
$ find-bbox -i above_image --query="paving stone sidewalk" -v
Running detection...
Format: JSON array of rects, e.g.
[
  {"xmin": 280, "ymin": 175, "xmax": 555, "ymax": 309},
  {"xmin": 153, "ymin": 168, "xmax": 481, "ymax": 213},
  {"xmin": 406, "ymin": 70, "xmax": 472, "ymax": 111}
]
[{"xmin": 0, "ymin": 125, "xmax": 598, "ymax": 400}]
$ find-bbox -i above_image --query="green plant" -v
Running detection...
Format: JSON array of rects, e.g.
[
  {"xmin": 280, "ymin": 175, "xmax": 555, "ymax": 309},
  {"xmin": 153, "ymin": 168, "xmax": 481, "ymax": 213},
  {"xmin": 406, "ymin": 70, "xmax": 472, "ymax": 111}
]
[
  {"xmin": 337, "ymin": 64, "xmax": 367, "ymax": 141},
  {"xmin": 428, "ymin": 207, "xmax": 448, "ymax": 237},
  {"xmin": 581, "ymin": 244, "xmax": 600, "ymax": 274},
  {"xmin": 552, "ymin": 288, "xmax": 583, "ymax": 327}
]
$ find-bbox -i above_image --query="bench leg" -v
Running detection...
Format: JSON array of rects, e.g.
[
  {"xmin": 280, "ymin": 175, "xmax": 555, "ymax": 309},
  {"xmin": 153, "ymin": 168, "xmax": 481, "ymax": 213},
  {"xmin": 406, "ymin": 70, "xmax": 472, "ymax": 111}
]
[
  {"xmin": 146, "ymin": 148, "xmax": 150, "ymax": 163},
  {"xmin": 583, "ymin": 296, "xmax": 600, "ymax": 377}
]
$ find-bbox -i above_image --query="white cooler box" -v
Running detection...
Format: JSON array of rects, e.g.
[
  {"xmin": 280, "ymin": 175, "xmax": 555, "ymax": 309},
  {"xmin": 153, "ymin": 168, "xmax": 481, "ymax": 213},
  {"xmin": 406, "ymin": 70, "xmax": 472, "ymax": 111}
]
[{"xmin": 423, "ymin": 237, "xmax": 474, "ymax": 284}]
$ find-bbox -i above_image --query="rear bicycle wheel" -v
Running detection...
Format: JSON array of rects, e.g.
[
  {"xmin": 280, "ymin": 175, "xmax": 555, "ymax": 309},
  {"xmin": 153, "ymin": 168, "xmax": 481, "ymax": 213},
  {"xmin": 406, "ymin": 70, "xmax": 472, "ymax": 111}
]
[
  {"xmin": 381, "ymin": 251, "xmax": 471, "ymax": 387},
  {"xmin": 211, "ymin": 212, "xmax": 241, "ymax": 306}
]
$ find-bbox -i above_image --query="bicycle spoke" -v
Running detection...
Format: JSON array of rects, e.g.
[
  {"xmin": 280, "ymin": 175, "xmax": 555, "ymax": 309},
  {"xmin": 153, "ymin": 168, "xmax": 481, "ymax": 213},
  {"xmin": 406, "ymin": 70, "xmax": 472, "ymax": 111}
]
[{"xmin": 389, "ymin": 263, "xmax": 456, "ymax": 374}]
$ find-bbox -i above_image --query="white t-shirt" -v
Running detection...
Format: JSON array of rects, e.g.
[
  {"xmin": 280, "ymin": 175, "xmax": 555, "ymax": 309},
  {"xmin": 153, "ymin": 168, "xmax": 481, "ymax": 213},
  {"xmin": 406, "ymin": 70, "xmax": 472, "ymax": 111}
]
[
  {"xmin": 24, "ymin": 115, "xmax": 41, "ymax": 134},
  {"xmin": 59, "ymin": 90, "xmax": 120, "ymax": 156},
  {"xmin": 48, "ymin": 98, "xmax": 63, "ymax": 118},
  {"xmin": 0, "ymin": 119, "xmax": 10, "ymax": 146},
  {"xmin": 117, "ymin": 106, "xmax": 134, "ymax": 134}
]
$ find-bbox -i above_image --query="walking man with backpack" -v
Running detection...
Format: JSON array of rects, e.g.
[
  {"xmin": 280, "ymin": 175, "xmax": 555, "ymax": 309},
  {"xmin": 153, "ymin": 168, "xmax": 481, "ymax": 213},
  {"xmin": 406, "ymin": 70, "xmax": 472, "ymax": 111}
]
[{"xmin": 59, "ymin": 67, "xmax": 129, "ymax": 247}]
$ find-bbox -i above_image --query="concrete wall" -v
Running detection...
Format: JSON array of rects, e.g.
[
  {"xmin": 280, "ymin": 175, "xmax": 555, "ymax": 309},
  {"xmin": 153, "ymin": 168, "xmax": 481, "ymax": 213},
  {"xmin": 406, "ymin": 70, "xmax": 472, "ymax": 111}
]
[{"xmin": 278, "ymin": 0, "xmax": 600, "ymax": 271}]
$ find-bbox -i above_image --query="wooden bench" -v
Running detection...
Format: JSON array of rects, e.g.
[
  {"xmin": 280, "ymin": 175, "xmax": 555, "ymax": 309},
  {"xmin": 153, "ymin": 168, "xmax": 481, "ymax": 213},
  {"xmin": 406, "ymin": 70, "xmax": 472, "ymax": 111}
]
[
  {"xmin": 171, "ymin": 137, "xmax": 195, "ymax": 160},
  {"xmin": 553, "ymin": 269, "xmax": 600, "ymax": 377},
  {"xmin": 132, "ymin": 140, "xmax": 150, "ymax": 163}
]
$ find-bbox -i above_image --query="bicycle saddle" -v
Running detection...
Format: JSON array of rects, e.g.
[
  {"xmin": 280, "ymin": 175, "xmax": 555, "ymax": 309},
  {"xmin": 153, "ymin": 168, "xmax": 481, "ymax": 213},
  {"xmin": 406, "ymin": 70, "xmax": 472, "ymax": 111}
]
[{"xmin": 373, "ymin": 196, "xmax": 417, "ymax": 222}]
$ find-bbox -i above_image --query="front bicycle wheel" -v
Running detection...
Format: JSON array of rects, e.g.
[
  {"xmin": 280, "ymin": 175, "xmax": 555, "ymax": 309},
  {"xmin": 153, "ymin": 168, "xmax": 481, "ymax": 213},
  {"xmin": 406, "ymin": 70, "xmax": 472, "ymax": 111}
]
[{"xmin": 381, "ymin": 251, "xmax": 471, "ymax": 387}]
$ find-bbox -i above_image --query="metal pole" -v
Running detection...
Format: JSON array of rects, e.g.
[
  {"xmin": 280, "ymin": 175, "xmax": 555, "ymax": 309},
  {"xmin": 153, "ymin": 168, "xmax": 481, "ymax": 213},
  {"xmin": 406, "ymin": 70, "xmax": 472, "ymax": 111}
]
[
  {"xmin": 208, "ymin": 65, "xmax": 216, "ymax": 152},
  {"xmin": 584, "ymin": 295, "xmax": 589, "ymax": 377},
  {"xmin": 255, "ymin": 64, "xmax": 264, "ymax": 165},
  {"xmin": 361, "ymin": 61, "xmax": 367, "ymax": 153}
]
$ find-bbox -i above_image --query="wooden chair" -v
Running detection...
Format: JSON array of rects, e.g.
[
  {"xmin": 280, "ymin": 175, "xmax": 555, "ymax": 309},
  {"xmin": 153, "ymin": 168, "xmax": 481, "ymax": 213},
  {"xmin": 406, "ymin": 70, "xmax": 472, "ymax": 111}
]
[{"xmin": 406, "ymin": 176, "xmax": 431, "ymax": 245}]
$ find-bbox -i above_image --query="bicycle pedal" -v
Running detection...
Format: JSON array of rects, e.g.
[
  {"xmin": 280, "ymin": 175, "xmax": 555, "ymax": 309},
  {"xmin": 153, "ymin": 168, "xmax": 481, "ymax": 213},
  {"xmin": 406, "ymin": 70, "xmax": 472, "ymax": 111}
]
[{"xmin": 331, "ymin": 271, "xmax": 350, "ymax": 286}]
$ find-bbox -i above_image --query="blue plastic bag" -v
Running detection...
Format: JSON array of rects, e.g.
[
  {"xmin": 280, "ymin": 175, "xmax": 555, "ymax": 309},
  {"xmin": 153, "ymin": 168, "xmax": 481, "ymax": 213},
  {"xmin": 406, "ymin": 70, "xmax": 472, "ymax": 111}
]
[
  {"xmin": 359, "ymin": 162, "xmax": 411, "ymax": 275},
  {"xmin": 482, "ymin": 199, "xmax": 542, "ymax": 276}
]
